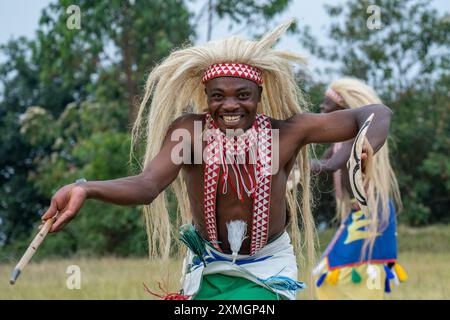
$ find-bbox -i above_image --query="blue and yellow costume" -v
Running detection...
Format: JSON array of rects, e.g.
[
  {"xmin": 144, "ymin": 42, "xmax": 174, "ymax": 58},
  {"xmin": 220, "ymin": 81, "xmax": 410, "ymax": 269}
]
[{"xmin": 314, "ymin": 200, "xmax": 407, "ymax": 299}]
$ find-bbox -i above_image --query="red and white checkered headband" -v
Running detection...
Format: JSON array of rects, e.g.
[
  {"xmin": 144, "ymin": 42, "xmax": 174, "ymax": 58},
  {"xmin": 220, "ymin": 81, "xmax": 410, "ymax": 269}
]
[
  {"xmin": 325, "ymin": 88, "xmax": 345, "ymax": 107},
  {"xmin": 202, "ymin": 63, "xmax": 263, "ymax": 85}
]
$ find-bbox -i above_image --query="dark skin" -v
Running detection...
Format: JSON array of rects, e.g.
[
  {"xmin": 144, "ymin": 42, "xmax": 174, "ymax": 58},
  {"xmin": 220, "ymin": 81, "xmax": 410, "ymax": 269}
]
[
  {"xmin": 311, "ymin": 96, "xmax": 372, "ymax": 196},
  {"xmin": 42, "ymin": 77, "xmax": 392, "ymax": 254}
]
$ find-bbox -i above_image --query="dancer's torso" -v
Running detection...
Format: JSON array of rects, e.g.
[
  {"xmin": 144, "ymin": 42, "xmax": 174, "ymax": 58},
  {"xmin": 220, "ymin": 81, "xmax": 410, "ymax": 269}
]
[{"xmin": 180, "ymin": 114, "xmax": 302, "ymax": 255}]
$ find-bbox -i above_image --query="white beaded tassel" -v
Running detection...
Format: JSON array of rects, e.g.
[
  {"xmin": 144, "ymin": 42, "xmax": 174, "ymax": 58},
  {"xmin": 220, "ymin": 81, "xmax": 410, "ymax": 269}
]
[{"xmin": 226, "ymin": 220, "xmax": 248, "ymax": 263}]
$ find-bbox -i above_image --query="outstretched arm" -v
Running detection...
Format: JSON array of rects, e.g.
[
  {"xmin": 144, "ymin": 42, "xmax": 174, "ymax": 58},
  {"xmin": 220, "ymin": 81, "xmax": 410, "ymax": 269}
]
[
  {"xmin": 80, "ymin": 127, "xmax": 184, "ymax": 206},
  {"xmin": 291, "ymin": 104, "xmax": 392, "ymax": 152},
  {"xmin": 42, "ymin": 115, "xmax": 193, "ymax": 232}
]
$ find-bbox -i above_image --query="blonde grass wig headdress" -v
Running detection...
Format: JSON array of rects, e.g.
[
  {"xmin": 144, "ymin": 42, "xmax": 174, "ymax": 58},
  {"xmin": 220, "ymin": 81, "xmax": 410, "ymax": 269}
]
[
  {"xmin": 131, "ymin": 20, "xmax": 317, "ymax": 285},
  {"xmin": 328, "ymin": 78, "xmax": 402, "ymax": 256}
]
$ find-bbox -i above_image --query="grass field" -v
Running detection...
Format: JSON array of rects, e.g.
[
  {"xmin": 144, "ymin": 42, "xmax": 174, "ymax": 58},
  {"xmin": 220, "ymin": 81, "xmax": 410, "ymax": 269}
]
[{"xmin": 1, "ymin": 224, "xmax": 449, "ymax": 299}]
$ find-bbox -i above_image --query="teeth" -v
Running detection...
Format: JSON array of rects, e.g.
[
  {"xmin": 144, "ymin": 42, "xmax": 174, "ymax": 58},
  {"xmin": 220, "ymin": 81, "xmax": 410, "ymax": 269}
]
[{"xmin": 223, "ymin": 115, "xmax": 241, "ymax": 122}]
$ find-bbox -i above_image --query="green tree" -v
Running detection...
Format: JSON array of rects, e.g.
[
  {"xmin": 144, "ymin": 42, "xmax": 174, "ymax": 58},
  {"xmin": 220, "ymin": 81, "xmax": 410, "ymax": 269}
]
[
  {"xmin": 38, "ymin": 0, "xmax": 193, "ymax": 124},
  {"xmin": 0, "ymin": 0, "xmax": 194, "ymax": 256},
  {"xmin": 0, "ymin": 39, "xmax": 50, "ymax": 249},
  {"xmin": 194, "ymin": 0, "xmax": 293, "ymax": 40}
]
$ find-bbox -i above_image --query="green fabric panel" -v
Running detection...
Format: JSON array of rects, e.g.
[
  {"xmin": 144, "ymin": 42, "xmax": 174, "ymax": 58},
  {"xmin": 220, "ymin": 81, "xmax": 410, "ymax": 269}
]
[{"xmin": 193, "ymin": 274, "xmax": 280, "ymax": 300}]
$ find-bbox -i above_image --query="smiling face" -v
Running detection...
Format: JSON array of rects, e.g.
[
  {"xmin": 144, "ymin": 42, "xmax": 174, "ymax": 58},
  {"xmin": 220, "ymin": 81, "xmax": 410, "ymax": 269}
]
[
  {"xmin": 319, "ymin": 96, "xmax": 346, "ymax": 114},
  {"xmin": 205, "ymin": 77, "xmax": 262, "ymax": 131}
]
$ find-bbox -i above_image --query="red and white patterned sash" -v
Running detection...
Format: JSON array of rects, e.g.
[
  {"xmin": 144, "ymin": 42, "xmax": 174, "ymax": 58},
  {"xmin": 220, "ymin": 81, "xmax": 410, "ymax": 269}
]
[{"xmin": 203, "ymin": 114, "xmax": 272, "ymax": 255}]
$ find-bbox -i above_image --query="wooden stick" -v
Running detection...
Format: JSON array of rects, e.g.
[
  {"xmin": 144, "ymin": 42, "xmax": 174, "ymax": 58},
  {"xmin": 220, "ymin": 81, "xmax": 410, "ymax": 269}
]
[{"xmin": 9, "ymin": 217, "xmax": 56, "ymax": 285}]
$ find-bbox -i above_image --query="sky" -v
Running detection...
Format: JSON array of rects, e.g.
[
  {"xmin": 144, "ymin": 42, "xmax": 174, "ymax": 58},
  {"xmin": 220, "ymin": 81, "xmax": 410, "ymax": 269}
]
[{"xmin": 0, "ymin": 0, "xmax": 449, "ymax": 80}]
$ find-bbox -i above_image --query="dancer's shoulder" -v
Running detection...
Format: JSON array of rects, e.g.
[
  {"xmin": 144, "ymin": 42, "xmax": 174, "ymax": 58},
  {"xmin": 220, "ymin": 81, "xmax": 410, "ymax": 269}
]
[{"xmin": 168, "ymin": 113, "xmax": 205, "ymax": 132}]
